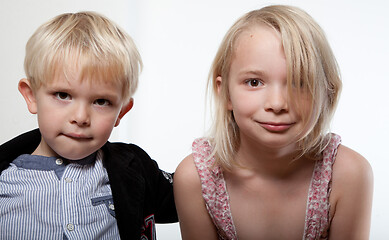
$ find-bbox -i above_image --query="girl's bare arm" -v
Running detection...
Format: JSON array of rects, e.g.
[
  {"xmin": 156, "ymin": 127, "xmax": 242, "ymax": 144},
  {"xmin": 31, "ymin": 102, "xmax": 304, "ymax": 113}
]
[
  {"xmin": 329, "ymin": 145, "xmax": 374, "ymax": 239},
  {"xmin": 174, "ymin": 154, "xmax": 219, "ymax": 240}
]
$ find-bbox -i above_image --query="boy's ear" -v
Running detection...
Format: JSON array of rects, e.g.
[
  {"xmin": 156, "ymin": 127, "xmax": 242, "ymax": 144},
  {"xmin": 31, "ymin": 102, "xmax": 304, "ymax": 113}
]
[
  {"xmin": 114, "ymin": 98, "xmax": 134, "ymax": 127},
  {"xmin": 18, "ymin": 78, "xmax": 38, "ymax": 114},
  {"xmin": 216, "ymin": 76, "xmax": 233, "ymax": 110}
]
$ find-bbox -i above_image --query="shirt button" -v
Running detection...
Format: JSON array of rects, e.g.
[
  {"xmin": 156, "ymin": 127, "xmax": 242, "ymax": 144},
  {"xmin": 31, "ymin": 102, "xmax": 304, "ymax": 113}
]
[
  {"xmin": 65, "ymin": 177, "xmax": 73, "ymax": 183},
  {"xmin": 67, "ymin": 223, "xmax": 74, "ymax": 231},
  {"xmin": 109, "ymin": 204, "xmax": 115, "ymax": 210},
  {"xmin": 55, "ymin": 158, "xmax": 63, "ymax": 165}
]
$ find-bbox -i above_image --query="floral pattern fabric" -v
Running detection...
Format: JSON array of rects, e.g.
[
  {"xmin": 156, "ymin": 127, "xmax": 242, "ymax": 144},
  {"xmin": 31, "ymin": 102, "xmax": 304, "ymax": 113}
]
[{"xmin": 192, "ymin": 134, "xmax": 341, "ymax": 240}]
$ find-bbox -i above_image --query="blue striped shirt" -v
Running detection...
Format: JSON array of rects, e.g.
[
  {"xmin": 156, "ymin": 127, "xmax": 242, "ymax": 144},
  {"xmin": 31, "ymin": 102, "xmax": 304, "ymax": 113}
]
[{"xmin": 0, "ymin": 150, "xmax": 120, "ymax": 239}]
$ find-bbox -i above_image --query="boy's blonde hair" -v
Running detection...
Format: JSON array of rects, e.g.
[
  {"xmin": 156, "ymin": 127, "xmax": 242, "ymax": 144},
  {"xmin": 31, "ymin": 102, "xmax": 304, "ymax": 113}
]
[
  {"xmin": 24, "ymin": 11, "xmax": 142, "ymax": 102},
  {"xmin": 208, "ymin": 5, "xmax": 342, "ymax": 170}
]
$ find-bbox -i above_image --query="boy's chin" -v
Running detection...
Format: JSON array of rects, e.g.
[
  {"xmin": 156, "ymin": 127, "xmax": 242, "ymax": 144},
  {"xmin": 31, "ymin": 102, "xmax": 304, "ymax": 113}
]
[
  {"xmin": 56, "ymin": 150, "xmax": 97, "ymax": 161},
  {"xmin": 65, "ymin": 154, "xmax": 96, "ymax": 161}
]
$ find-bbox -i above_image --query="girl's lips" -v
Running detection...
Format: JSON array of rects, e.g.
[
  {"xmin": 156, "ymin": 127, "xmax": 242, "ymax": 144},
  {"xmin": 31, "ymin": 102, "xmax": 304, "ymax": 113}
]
[{"xmin": 258, "ymin": 122, "xmax": 294, "ymax": 132}]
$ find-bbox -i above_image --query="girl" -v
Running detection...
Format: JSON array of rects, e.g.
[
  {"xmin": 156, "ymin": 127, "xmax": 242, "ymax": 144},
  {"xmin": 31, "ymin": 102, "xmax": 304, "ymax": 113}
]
[{"xmin": 174, "ymin": 5, "xmax": 373, "ymax": 240}]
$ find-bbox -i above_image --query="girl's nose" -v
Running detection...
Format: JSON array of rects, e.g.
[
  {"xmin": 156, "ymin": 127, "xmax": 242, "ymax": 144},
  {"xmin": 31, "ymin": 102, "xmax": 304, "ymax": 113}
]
[
  {"xmin": 70, "ymin": 103, "xmax": 90, "ymax": 126},
  {"xmin": 264, "ymin": 86, "xmax": 288, "ymax": 114}
]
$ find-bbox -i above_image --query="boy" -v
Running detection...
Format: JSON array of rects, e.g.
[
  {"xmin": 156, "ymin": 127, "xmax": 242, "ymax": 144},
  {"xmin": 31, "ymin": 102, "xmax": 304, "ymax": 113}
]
[{"xmin": 0, "ymin": 12, "xmax": 177, "ymax": 239}]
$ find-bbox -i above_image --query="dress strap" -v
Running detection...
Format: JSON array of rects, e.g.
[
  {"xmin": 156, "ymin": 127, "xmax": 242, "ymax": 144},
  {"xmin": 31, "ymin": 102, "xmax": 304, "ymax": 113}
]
[
  {"xmin": 192, "ymin": 138, "xmax": 238, "ymax": 240},
  {"xmin": 303, "ymin": 133, "xmax": 342, "ymax": 239}
]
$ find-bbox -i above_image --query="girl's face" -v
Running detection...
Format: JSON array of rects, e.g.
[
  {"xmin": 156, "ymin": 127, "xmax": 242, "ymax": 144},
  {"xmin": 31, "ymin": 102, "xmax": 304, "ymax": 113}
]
[{"xmin": 225, "ymin": 25, "xmax": 310, "ymax": 151}]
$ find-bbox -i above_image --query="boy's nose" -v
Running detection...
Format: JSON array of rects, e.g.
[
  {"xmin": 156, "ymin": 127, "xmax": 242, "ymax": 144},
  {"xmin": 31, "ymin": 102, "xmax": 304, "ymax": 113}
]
[{"xmin": 70, "ymin": 103, "xmax": 90, "ymax": 126}]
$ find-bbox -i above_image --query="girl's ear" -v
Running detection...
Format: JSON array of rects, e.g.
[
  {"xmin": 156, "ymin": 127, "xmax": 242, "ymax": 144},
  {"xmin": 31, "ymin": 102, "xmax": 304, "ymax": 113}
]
[
  {"xmin": 216, "ymin": 76, "xmax": 233, "ymax": 110},
  {"xmin": 114, "ymin": 98, "xmax": 134, "ymax": 127},
  {"xmin": 18, "ymin": 78, "xmax": 38, "ymax": 114},
  {"xmin": 216, "ymin": 76, "xmax": 223, "ymax": 93}
]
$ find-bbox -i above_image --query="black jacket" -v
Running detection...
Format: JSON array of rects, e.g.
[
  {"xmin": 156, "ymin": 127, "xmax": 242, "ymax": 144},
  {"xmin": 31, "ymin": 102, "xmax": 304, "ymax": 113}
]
[{"xmin": 0, "ymin": 129, "xmax": 178, "ymax": 239}]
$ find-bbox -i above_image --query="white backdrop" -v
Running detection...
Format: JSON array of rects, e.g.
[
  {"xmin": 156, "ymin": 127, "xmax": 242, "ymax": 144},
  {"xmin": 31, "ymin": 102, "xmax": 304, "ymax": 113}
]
[{"xmin": 1, "ymin": 0, "xmax": 388, "ymax": 239}]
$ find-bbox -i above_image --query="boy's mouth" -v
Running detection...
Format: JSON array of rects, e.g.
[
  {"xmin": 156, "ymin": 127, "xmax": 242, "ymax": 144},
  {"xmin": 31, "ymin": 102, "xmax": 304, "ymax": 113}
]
[{"xmin": 62, "ymin": 133, "xmax": 93, "ymax": 140}]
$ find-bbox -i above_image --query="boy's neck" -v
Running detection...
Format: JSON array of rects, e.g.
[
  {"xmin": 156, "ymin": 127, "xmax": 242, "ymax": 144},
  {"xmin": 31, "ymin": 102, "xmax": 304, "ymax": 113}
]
[{"xmin": 32, "ymin": 139, "xmax": 59, "ymax": 158}]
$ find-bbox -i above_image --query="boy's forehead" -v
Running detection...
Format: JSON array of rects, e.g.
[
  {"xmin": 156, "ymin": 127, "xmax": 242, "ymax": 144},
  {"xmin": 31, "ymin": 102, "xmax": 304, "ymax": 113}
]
[
  {"xmin": 51, "ymin": 62, "xmax": 119, "ymax": 85},
  {"xmin": 43, "ymin": 68, "xmax": 116, "ymax": 92},
  {"xmin": 49, "ymin": 71, "xmax": 120, "ymax": 88}
]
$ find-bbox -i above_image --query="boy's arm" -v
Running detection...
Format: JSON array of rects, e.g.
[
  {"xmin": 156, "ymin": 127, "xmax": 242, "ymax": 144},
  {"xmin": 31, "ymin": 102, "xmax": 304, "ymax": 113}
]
[
  {"xmin": 173, "ymin": 154, "xmax": 219, "ymax": 240},
  {"xmin": 151, "ymin": 161, "xmax": 177, "ymax": 223},
  {"xmin": 129, "ymin": 143, "xmax": 177, "ymax": 223},
  {"xmin": 328, "ymin": 145, "xmax": 374, "ymax": 239}
]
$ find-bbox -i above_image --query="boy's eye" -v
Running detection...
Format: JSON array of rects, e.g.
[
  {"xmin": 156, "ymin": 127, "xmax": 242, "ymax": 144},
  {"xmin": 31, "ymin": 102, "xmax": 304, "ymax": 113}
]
[
  {"xmin": 246, "ymin": 79, "xmax": 262, "ymax": 87},
  {"xmin": 55, "ymin": 92, "xmax": 71, "ymax": 100},
  {"xmin": 94, "ymin": 99, "xmax": 111, "ymax": 106}
]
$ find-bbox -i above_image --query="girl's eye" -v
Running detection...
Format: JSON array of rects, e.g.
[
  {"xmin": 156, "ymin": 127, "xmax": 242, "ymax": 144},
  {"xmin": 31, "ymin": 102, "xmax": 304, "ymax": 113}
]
[
  {"xmin": 55, "ymin": 92, "xmax": 71, "ymax": 100},
  {"xmin": 246, "ymin": 79, "xmax": 262, "ymax": 87},
  {"xmin": 292, "ymin": 80, "xmax": 305, "ymax": 89},
  {"xmin": 94, "ymin": 99, "xmax": 111, "ymax": 106}
]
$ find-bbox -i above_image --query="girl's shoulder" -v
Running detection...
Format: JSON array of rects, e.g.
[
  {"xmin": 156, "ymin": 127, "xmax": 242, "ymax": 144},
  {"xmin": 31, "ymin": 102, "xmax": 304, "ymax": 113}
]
[
  {"xmin": 333, "ymin": 144, "xmax": 372, "ymax": 185},
  {"xmin": 175, "ymin": 137, "xmax": 214, "ymax": 183},
  {"xmin": 174, "ymin": 153, "xmax": 198, "ymax": 184},
  {"xmin": 330, "ymin": 144, "xmax": 373, "ymax": 207},
  {"xmin": 328, "ymin": 132, "xmax": 372, "ymax": 201},
  {"xmin": 320, "ymin": 133, "xmax": 371, "ymax": 181}
]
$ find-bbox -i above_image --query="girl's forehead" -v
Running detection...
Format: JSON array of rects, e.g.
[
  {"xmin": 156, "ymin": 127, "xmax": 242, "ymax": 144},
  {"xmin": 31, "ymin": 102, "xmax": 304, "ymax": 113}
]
[
  {"xmin": 230, "ymin": 26, "xmax": 285, "ymax": 72},
  {"xmin": 236, "ymin": 24, "xmax": 280, "ymax": 47}
]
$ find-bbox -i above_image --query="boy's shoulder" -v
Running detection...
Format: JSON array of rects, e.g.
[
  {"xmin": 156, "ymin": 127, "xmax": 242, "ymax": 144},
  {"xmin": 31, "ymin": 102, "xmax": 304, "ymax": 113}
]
[
  {"xmin": 102, "ymin": 141, "xmax": 155, "ymax": 167},
  {"xmin": 0, "ymin": 129, "xmax": 41, "ymax": 172},
  {"xmin": 100, "ymin": 141, "xmax": 165, "ymax": 181}
]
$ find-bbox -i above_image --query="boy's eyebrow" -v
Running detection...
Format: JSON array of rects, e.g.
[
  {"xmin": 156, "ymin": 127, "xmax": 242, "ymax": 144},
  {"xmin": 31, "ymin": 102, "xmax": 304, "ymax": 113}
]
[
  {"xmin": 94, "ymin": 92, "xmax": 121, "ymax": 101},
  {"xmin": 44, "ymin": 85, "xmax": 72, "ymax": 92}
]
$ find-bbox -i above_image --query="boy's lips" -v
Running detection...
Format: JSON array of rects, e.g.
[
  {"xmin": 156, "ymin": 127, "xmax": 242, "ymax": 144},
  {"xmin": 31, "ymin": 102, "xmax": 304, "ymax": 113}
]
[
  {"xmin": 62, "ymin": 133, "xmax": 92, "ymax": 140},
  {"xmin": 258, "ymin": 122, "xmax": 295, "ymax": 132}
]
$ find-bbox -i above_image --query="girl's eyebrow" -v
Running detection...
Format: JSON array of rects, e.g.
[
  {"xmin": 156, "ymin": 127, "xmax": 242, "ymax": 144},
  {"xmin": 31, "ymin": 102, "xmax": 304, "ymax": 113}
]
[{"xmin": 238, "ymin": 69, "xmax": 267, "ymax": 77}]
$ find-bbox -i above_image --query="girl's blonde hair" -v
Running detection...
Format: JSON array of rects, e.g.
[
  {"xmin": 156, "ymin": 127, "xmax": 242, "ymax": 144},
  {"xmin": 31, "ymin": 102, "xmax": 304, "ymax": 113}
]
[
  {"xmin": 24, "ymin": 11, "xmax": 142, "ymax": 103},
  {"xmin": 208, "ymin": 5, "xmax": 342, "ymax": 170}
]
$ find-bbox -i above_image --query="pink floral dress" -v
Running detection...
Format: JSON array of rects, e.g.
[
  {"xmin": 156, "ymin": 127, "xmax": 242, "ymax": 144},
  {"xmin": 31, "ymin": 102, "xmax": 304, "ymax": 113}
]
[{"xmin": 192, "ymin": 134, "xmax": 341, "ymax": 240}]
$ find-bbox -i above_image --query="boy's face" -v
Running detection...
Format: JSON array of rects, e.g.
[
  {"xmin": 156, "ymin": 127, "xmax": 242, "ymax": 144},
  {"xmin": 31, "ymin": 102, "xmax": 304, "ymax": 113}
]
[{"xmin": 19, "ymin": 68, "xmax": 132, "ymax": 160}]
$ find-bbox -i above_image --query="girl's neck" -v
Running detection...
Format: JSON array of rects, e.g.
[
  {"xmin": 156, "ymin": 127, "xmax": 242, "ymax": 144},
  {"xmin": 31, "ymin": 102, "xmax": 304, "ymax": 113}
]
[{"xmin": 234, "ymin": 138, "xmax": 308, "ymax": 180}]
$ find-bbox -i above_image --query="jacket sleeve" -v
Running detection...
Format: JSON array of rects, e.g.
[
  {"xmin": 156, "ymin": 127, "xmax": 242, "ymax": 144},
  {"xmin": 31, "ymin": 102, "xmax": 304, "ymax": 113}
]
[
  {"xmin": 126, "ymin": 144, "xmax": 178, "ymax": 223},
  {"xmin": 148, "ymin": 158, "xmax": 178, "ymax": 223},
  {"xmin": 102, "ymin": 142, "xmax": 178, "ymax": 228}
]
